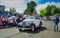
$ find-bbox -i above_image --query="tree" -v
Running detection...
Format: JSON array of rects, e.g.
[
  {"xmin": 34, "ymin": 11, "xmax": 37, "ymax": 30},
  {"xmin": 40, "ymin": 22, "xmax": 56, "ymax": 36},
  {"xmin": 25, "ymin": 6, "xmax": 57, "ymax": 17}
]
[
  {"xmin": 51, "ymin": 7, "xmax": 55, "ymax": 15},
  {"xmin": 39, "ymin": 5, "xmax": 60, "ymax": 17},
  {"xmin": 24, "ymin": 1, "xmax": 37, "ymax": 15},
  {"xmin": 9, "ymin": 8, "xmax": 16, "ymax": 13},
  {"xmin": 46, "ymin": 5, "xmax": 52, "ymax": 16},
  {"xmin": 40, "ymin": 9, "xmax": 47, "ymax": 16}
]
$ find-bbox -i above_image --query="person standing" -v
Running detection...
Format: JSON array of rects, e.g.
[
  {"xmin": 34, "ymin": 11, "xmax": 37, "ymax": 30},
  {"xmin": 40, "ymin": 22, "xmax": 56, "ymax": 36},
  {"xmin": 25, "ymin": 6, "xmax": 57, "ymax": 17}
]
[
  {"xmin": 54, "ymin": 15, "xmax": 59, "ymax": 32},
  {"xmin": 0, "ymin": 16, "xmax": 3, "ymax": 28},
  {"xmin": 16, "ymin": 15, "xmax": 24, "ymax": 27}
]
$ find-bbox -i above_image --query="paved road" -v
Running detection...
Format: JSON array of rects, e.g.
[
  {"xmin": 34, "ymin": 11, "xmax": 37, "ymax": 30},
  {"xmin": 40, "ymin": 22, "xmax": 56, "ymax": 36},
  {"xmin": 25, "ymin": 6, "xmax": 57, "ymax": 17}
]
[{"xmin": 0, "ymin": 21, "xmax": 60, "ymax": 38}]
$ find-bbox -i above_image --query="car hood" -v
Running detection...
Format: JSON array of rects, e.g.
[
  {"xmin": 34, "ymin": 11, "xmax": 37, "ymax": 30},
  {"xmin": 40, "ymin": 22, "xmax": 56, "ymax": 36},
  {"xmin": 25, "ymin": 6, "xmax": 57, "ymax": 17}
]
[{"xmin": 23, "ymin": 19, "xmax": 35, "ymax": 22}]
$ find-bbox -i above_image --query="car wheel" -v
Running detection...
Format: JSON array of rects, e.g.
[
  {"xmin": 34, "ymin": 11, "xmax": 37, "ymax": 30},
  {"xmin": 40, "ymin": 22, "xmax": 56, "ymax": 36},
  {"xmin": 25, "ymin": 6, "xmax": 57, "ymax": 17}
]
[
  {"xmin": 39, "ymin": 21, "xmax": 42, "ymax": 28},
  {"xmin": 18, "ymin": 29, "xmax": 24, "ymax": 32},
  {"xmin": 18, "ymin": 29, "xmax": 21, "ymax": 32},
  {"xmin": 31, "ymin": 26, "xmax": 35, "ymax": 32},
  {"xmin": 39, "ymin": 24, "xmax": 42, "ymax": 28}
]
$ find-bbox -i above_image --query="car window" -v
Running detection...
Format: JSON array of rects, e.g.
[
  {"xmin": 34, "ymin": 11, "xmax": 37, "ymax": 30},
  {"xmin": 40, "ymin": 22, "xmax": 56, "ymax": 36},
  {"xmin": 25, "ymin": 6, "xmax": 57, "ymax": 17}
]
[
  {"xmin": 26, "ymin": 16, "xmax": 35, "ymax": 19},
  {"xmin": 30, "ymin": 16, "xmax": 35, "ymax": 19},
  {"xmin": 35, "ymin": 17, "xmax": 40, "ymax": 19},
  {"xmin": 26, "ymin": 17, "xmax": 29, "ymax": 19}
]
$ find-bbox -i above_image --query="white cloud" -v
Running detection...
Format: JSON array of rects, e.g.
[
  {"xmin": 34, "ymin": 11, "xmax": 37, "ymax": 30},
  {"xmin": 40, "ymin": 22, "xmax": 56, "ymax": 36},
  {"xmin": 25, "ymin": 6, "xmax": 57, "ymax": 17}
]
[
  {"xmin": 51, "ymin": 2, "xmax": 60, "ymax": 8},
  {"xmin": 0, "ymin": 0, "xmax": 27, "ymax": 13},
  {"xmin": 0, "ymin": 0, "xmax": 27, "ymax": 7},
  {"xmin": 0, "ymin": 0, "xmax": 60, "ymax": 14},
  {"xmin": 36, "ymin": 2, "xmax": 60, "ymax": 14},
  {"xmin": 0, "ymin": 0, "xmax": 38, "ymax": 13}
]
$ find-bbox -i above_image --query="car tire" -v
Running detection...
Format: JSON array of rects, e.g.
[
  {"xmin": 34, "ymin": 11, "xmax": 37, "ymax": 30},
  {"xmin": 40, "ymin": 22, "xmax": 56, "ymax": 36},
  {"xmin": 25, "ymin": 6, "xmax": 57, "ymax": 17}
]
[
  {"xmin": 18, "ymin": 29, "xmax": 24, "ymax": 32},
  {"xmin": 31, "ymin": 26, "xmax": 35, "ymax": 32},
  {"xmin": 18, "ymin": 29, "xmax": 21, "ymax": 31},
  {"xmin": 39, "ymin": 21, "xmax": 42, "ymax": 28}
]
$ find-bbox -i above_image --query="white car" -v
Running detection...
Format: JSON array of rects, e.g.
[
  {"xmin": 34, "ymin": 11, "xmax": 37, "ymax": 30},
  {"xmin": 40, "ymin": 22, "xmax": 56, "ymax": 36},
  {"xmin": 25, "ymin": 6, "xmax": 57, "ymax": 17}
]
[{"xmin": 17, "ymin": 16, "xmax": 42, "ymax": 32}]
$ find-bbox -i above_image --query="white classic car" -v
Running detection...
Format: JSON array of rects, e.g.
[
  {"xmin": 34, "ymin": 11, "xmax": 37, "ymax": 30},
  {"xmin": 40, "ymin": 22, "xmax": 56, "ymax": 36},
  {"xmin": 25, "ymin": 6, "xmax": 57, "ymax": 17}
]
[{"xmin": 17, "ymin": 16, "xmax": 42, "ymax": 32}]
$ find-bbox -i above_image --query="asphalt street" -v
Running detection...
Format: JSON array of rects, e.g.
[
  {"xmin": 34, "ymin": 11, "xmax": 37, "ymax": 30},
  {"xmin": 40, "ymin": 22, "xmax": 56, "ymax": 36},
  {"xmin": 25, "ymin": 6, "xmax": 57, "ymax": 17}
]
[{"xmin": 0, "ymin": 21, "xmax": 60, "ymax": 38}]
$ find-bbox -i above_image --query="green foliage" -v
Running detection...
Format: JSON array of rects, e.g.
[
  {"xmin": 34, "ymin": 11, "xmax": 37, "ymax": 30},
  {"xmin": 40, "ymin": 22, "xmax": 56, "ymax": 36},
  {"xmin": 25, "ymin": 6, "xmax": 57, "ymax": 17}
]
[
  {"xmin": 57, "ymin": 13, "xmax": 60, "ymax": 16},
  {"xmin": 41, "ymin": 9, "xmax": 47, "ymax": 16},
  {"xmin": 38, "ymin": 14, "xmax": 43, "ymax": 17},
  {"xmin": 24, "ymin": 1, "xmax": 37, "ymax": 15},
  {"xmin": 39, "ymin": 5, "xmax": 60, "ymax": 17},
  {"xmin": 9, "ymin": 8, "xmax": 16, "ymax": 13}
]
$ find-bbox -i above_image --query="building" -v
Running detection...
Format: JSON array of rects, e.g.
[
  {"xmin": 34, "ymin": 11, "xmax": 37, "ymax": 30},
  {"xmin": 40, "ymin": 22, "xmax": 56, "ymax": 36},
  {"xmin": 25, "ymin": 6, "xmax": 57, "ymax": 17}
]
[
  {"xmin": 0, "ymin": 5, "xmax": 19, "ymax": 16},
  {"xmin": 0, "ymin": 5, "xmax": 5, "ymax": 16},
  {"xmin": 0, "ymin": 5, "xmax": 5, "ymax": 14},
  {"xmin": 0, "ymin": 5, "xmax": 5, "ymax": 11}
]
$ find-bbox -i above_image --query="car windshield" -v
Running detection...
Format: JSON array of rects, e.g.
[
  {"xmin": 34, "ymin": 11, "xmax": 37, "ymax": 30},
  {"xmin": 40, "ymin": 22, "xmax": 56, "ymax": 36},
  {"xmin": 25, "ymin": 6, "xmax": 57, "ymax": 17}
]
[
  {"xmin": 30, "ymin": 16, "xmax": 35, "ymax": 19},
  {"xmin": 26, "ymin": 16, "xmax": 40, "ymax": 19},
  {"xmin": 26, "ymin": 16, "xmax": 35, "ymax": 19}
]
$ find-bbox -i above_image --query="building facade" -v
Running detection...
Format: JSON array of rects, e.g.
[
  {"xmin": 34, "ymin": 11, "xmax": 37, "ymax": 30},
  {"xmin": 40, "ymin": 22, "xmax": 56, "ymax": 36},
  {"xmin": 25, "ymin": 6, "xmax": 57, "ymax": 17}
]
[
  {"xmin": 0, "ymin": 5, "xmax": 5, "ymax": 11},
  {"xmin": 0, "ymin": 5, "xmax": 18, "ymax": 16}
]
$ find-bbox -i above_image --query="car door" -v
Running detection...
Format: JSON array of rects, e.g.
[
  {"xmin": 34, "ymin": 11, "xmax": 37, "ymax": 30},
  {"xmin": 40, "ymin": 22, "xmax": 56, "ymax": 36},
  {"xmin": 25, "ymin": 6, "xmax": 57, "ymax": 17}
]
[{"xmin": 34, "ymin": 19, "xmax": 40, "ymax": 27}]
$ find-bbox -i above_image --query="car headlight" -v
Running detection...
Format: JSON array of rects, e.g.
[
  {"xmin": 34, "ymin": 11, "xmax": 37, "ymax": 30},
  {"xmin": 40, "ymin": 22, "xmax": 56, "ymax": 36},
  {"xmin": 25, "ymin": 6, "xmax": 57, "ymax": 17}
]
[{"xmin": 18, "ymin": 22, "xmax": 23, "ymax": 26}]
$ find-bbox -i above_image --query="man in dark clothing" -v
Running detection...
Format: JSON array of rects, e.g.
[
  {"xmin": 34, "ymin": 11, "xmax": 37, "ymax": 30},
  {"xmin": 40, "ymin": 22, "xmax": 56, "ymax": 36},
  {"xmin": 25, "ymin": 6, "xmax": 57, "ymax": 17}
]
[
  {"xmin": 16, "ymin": 17, "xmax": 24, "ymax": 23},
  {"xmin": 54, "ymin": 16, "xmax": 59, "ymax": 32},
  {"xmin": 16, "ymin": 15, "xmax": 24, "ymax": 27}
]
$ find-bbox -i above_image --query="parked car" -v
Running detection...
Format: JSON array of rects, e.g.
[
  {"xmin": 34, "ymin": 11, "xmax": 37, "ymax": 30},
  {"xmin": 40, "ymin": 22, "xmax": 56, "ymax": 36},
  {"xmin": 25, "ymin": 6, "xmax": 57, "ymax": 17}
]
[{"xmin": 17, "ymin": 16, "xmax": 43, "ymax": 32}]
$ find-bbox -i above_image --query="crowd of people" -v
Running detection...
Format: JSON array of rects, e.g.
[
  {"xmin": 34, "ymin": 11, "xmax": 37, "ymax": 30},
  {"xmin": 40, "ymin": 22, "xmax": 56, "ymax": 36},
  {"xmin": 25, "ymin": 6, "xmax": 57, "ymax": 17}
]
[
  {"xmin": 0, "ymin": 14, "xmax": 40, "ymax": 28},
  {"xmin": 0, "ymin": 16, "xmax": 9, "ymax": 28},
  {"xmin": 0, "ymin": 15, "xmax": 24, "ymax": 28},
  {"xmin": 0, "ymin": 14, "xmax": 60, "ymax": 32}
]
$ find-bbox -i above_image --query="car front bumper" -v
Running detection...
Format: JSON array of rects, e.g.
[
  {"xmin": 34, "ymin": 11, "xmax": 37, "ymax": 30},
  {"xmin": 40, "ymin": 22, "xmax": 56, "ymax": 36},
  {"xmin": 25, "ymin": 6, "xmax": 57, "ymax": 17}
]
[{"xmin": 17, "ymin": 26, "xmax": 31, "ymax": 30}]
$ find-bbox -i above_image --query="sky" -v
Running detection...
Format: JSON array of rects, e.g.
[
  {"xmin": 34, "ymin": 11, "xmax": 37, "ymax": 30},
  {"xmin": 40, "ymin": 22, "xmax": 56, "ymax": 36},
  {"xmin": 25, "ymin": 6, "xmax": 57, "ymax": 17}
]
[
  {"xmin": 0, "ymin": 0, "xmax": 60, "ymax": 14},
  {"xmin": 38, "ymin": 0, "xmax": 60, "ymax": 4}
]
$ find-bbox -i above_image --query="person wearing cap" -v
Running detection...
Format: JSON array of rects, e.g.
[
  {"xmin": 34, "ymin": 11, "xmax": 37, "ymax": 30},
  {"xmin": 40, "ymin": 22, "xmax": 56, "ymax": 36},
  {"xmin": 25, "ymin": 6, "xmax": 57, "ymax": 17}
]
[{"xmin": 54, "ymin": 15, "xmax": 59, "ymax": 32}]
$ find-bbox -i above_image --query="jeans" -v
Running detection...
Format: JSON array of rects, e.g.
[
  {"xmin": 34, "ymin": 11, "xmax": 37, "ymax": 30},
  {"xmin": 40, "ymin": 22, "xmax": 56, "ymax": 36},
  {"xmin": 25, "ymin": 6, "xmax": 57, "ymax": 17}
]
[{"xmin": 54, "ymin": 24, "xmax": 58, "ymax": 31}]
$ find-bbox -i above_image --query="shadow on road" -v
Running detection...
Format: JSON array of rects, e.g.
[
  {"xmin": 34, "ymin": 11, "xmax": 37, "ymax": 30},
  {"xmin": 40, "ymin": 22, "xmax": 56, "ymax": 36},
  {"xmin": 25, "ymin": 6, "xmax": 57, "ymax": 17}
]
[
  {"xmin": 21, "ymin": 27, "xmax": 47, "ymax": 34},
  {"xmin": 0, "ymin": 26, "xmax": 16, "ymax": 29},
  {"xmin": 58, "ymin": 30, "xmax": 60, "ymax": 32}
]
